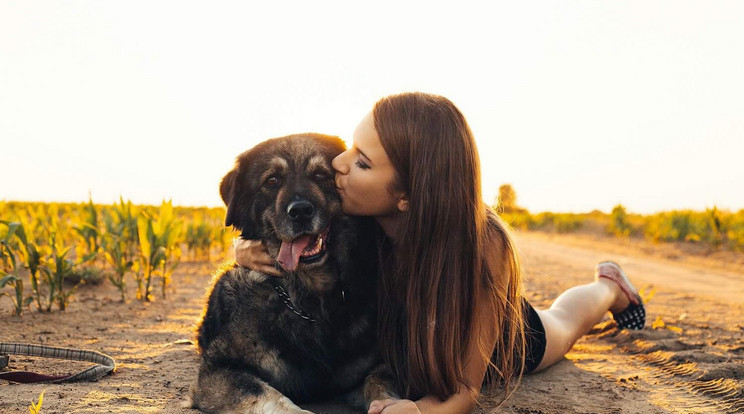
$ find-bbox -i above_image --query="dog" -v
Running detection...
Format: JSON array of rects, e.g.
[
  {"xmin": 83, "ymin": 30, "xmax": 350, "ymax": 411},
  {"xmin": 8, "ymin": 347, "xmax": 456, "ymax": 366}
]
[{"xmin": 187, "ymin": 133, "xmax": 397, "ymax": 413}]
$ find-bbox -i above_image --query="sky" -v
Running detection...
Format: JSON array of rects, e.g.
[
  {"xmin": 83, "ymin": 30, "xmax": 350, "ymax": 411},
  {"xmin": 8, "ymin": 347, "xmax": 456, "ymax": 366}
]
[{"xmin": 1, "ymin": 1, "xmax": 743, "ymax": 214}]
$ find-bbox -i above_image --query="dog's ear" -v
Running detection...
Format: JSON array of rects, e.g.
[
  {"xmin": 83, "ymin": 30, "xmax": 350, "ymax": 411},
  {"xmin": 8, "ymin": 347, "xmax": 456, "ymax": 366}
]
[
  {"xmin": 220, "ymin": 163, "xmax": 261, "ymax": 239},
  {"xmin": 219, "ymin": 168, "xmax": 238, "ymax": 226}
]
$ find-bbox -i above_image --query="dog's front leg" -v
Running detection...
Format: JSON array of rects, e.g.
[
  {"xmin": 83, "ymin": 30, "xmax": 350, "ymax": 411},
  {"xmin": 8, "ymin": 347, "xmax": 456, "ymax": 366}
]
[
  {"xmin": 187, "ymin": 382, "xmax": 313, "ymax": 414},
  {"xmin": 186, "ymin": 363, "xmax": 314, "ymax": 414},
  {"xmin": 235, "ymin": 383, "xmax": 314, "ymax": 414},
  {"xmin": 362, "ymin": 363, "xmax": 401, "ymax": 409}
]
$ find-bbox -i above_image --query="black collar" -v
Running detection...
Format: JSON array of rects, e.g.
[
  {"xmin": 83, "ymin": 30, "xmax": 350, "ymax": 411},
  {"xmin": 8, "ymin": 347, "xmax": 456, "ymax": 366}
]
[
  {"xmin": 268, "ymin": 278, "xmax": 348, "ymax": 323},
  {"xmin": 268, "ymin": 279, "xmax": 316, "ymax": 322}
]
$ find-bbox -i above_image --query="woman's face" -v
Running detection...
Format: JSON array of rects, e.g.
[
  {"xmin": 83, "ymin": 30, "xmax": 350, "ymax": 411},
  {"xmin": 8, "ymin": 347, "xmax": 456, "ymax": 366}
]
[{"xmin": 332, "ymin": 112, "xmax": 408, "ymax": 219}]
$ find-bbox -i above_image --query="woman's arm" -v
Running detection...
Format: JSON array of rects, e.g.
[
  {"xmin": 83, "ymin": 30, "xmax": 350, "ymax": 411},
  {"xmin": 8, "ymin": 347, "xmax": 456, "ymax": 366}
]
[
  {"xmin": 369, "ymin": 295, "xmax": 499, "ymax": 414},
  {"xmin": 233, "ymin": 238, "xmax": 282, "ymax": 276},
  {"xmin": 370, "ymin": 234, "xmax": 508, "ymax": 414},
  {"xmin": 369, "ymin": 325, "xmax": 497, "ymax": 414}
]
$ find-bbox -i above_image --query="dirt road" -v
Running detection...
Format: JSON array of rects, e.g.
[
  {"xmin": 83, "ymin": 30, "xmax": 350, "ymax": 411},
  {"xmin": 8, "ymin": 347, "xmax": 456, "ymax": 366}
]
[
  {"xmin": 1, "ymin": 232, "xmax": 743, "ymax": 413},
  {"xmin": 516, "ymin": 232, "xmax": 744, "ymax": 307}
]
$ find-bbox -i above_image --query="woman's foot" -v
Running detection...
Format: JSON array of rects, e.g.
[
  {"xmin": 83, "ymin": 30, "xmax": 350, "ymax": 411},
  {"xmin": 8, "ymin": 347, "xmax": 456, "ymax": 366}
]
[{"xmin": 595, "ymin": 261, "xmax": 645, "ymax": 330}]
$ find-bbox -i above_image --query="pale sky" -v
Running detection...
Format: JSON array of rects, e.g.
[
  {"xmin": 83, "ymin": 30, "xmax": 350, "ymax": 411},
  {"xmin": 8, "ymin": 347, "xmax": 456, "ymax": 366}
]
[{"xmin": 2, "ymin": 1, "xmax": 743, "ymax": 214}]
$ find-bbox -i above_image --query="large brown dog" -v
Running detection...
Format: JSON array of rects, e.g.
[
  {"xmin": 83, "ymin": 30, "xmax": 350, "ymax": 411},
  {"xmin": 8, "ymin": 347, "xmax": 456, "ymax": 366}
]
[{"xmin": 187, "ymin": 134, "xmax": 396, "ymax": 413}]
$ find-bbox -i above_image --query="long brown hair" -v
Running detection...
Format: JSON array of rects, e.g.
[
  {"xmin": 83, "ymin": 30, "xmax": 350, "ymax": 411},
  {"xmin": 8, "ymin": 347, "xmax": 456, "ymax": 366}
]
[{"xmin": 373, "ymin": 92, "xmax": 525, "ymax": 402}]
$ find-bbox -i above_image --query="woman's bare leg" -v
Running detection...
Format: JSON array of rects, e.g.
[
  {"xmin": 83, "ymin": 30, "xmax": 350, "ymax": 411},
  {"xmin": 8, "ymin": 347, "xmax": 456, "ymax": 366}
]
[{"xmin": 532, "ymin": 278, "xmax": 630, "ymax": 372}]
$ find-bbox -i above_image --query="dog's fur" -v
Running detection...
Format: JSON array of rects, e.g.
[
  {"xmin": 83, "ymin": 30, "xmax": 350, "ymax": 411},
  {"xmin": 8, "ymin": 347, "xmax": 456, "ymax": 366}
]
[{"xmin": 187, "ymin": 134, "xmax": 395, "ymax": 413}]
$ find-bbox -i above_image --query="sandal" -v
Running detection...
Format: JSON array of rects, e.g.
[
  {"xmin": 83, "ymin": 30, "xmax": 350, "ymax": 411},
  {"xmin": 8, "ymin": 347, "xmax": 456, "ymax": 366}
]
[{"xmin": 595, "ymin": 261, "xmax": 645, "ymax": 330}]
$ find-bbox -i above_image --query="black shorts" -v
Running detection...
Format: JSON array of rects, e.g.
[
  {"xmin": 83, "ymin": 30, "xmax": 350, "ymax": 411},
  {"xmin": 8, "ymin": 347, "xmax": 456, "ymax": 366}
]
[
  {"xmin": 522, "ymin": 299, "xmax": 547, "ymax": 373},
  {"xmin": 489, "ymin": 299, "xmax": 547, "ymax": 376}
]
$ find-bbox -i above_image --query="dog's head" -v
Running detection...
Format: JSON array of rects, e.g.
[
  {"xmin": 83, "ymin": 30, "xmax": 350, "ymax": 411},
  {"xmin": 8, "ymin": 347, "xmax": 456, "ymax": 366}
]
[{"xmin": 220, "ymin": 133, "xmax": 347, "ymax": 272}]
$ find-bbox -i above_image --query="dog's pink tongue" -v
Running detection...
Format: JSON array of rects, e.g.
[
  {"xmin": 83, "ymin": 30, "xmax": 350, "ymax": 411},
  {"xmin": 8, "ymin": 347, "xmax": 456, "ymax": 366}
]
[{"xmin": 277, "ymin": 235, "xmax": 314, "ymax": 272}]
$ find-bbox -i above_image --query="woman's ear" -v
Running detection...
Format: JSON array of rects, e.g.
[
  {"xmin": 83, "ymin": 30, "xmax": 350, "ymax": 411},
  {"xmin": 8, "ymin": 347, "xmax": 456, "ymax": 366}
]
[{"xmin": 397, "ymin": 194, "xmax": 409, "ymax": 212}]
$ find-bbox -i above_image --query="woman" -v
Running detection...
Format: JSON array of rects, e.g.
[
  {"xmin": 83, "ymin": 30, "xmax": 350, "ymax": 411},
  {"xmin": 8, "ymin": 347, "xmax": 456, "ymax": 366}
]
[{"xmin": 236, "ymin": 92, "xmax": 645, "ymax": 414}]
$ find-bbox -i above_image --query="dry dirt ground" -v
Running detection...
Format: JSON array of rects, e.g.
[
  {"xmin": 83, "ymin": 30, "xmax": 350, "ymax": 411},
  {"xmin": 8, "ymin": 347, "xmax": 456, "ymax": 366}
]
[{"xmin": 2, "ymin": 231, "xmax": 743, "ymax": 414}]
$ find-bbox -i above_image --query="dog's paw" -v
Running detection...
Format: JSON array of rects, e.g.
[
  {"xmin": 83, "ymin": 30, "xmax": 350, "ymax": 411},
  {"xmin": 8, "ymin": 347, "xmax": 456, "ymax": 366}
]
[
  {"xmin": 180, "ymin": 395, "xmax": 196, "ymax": 409},
  {"xmin": 231, "ymin": 393, "xmax": 314, "ymax": 414},
  {"xmin": 255, "ymin": 395, "xmax": 314, "ymax": 414}
]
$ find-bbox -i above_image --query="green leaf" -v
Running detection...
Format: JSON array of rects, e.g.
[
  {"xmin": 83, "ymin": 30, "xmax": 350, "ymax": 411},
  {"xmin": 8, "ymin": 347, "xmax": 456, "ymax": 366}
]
[
  {"xmin": 0, "ymin": 274, "xmax": 20, "ymax": 288},
  {"xmin": 137, "ymin": 215, "xmax": 151, "ymax": 259},
  {"xmin": 1, "ymin": 221, "xmax": 21, "ymax": 243},
  {"xmin": 14, "ymin": 222, "xmax": 28, "ymax": 246},
  {"xmin": 80, "ymin": 251, "xmax": 98, "ymax": 264},
  {"xmin": 154, "ymin": 246, "xmax": 167, "ymax": 263},
  {"xmin": 58, "ymin": 246, "xmax": 72, "ymax": 261}
]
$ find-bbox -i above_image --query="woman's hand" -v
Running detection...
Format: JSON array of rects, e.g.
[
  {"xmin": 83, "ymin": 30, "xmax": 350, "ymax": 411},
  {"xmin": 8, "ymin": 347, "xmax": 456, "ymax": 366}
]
[
  {"xmin": 233, "ymin": 238, "xmax": 282, "ymax": 276},
  {"xmin": 368, "ymin": 399, "xmax": 422, "ymax": 414}
]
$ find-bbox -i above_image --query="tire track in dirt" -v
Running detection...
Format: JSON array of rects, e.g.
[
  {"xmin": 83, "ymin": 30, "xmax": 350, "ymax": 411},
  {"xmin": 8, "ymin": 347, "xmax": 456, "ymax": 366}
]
[{"xmin": 623, "ymin": 337, "xmax": 744, "ymax": 414}]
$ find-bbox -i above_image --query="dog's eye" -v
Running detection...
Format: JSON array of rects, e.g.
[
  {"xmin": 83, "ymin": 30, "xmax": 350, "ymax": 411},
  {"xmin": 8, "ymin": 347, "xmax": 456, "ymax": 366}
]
[
  {"xmin": 264, "ymin": 176, "xmax": 281, "ymax": 188},
  {"xmin": 313, "ymin": 171, "xmax": 330, "ymax": 181}
]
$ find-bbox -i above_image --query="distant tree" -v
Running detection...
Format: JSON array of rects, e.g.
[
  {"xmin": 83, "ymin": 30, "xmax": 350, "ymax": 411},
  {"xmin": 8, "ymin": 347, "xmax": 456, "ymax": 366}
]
[
  {"xmin": 608, "ymin": 204, "xmax": 632, "ymax": 237},
  {"xmin": 497, "ymin": 184, "xmax": 518, "ymax": 213}
]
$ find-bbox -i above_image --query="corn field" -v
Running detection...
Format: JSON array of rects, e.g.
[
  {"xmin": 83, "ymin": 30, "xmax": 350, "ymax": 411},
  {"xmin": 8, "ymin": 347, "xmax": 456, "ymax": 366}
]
[
  {"xmin": 6, "ymin": 196, "xmax": 742, "ymax": 315},
  {"xmin": 0, "ymin": 199, "xmax": 234, "ymax": 315}
]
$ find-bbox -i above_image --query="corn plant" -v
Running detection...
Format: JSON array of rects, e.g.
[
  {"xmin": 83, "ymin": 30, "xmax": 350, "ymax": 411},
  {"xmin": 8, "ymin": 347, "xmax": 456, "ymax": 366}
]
[
  {"xmin": 101, "ymin": 232, "xmax": 133, "ymax": 302},
  {"xmin": 101, "ymin": 198, "xmax": 139, "ymax": 301},
  {"xmin": 158, "ymin": 242, "xmax": 181, "ymax": 299},
  {"xmin": 33, "ymin": 203, "xmax": 59, "ymax": 244},
  {"xmin": 5, "ymin": 217, "xmax": 46, "ymax": 311},
  {"xmin": 136, "ymin": 201, "xmax": 181, "ymax": 301},
  {"xmin": 17, "ymin": 216, "xmax": 45, "ymax": 311},
  {"xmin": 185, "ymin": 220, "xmax": 213, "ymax": 261},
  {"xmin": 24, "ymin": 203, "xmax": 73, "ymax": 311},
  {"xmin": 136, "ymin": 213, "xmax": 159, "ymax": 301},
  {"xmin": 0, "ymin": 221, "xmax": 33, "ymax": 315},
  {"xmin": 39, "ymin": 233, "xmax": 78, "ymax": 311},
  {"xmin": 72, "ymin": 198, "xmax": 101, "ymax": 267},
  {"xmin": 156, "ymin": 201, "xmax": 181, "ymax": 299}
]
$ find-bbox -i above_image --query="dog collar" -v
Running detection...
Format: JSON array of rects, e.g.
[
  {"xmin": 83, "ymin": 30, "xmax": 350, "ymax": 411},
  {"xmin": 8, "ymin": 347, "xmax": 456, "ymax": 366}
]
[
  {"xmin": 268, "ymin": 279, "xmax": 348, "ymax": 323},
  {"xmin": 269, "ymin": 280, "xmax": 316, "ymax": 322}
]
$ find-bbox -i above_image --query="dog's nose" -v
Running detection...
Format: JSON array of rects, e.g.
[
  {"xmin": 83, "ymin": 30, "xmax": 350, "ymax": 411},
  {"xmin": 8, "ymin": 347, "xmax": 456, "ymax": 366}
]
[{"xmin": 287, "ymin": 200, "xmax": 316, "ymax": 221}]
